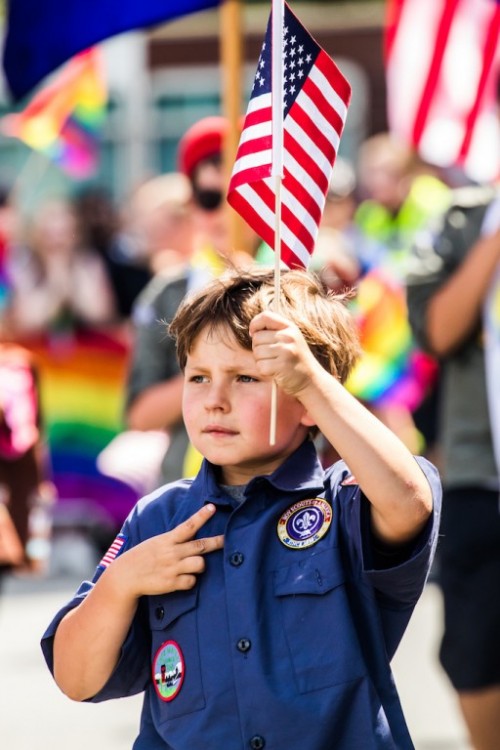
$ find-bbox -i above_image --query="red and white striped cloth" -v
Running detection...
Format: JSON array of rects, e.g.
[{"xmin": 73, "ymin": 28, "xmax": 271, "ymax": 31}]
[
  {"xmin": 385, "ymin": 0, "xmax": 500, "ymax": 183},
  {"xmin": 98, "ymin": 533, "xmax": 127, "ymax": 568},
  {"xmin": 227, "ymin": 2, "xmax": 351, "ymax": 269}
]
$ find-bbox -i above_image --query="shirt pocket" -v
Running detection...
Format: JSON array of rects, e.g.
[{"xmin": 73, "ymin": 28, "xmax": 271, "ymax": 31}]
[
  {"xmin": 148, "ymin": 588, "xmax": 205, "ymax": 722},
  {"xmin": 274, "ymin": 546, "xmax": 366, "ymax": 693}
]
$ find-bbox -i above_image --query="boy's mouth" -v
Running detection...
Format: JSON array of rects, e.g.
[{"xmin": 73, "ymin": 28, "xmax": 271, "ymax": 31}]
[{"xmin": 203, "ymin": 425, "xmax": 238, "ymax": 436}]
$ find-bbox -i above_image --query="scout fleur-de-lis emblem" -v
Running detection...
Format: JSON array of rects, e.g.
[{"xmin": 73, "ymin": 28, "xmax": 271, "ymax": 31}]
[
  {"xmin": 295, "ymin": 510, "xmax": 318, "ymax": 537},
  {"xmin": 277, "ymin": 498, "xmax": 332, "ymax": 549}
]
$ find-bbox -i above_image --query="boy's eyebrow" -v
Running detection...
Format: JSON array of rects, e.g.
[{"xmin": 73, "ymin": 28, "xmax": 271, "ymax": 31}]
[{"xmin": 185, "ymin": 359, "xmax": 259, "ymax": 376}]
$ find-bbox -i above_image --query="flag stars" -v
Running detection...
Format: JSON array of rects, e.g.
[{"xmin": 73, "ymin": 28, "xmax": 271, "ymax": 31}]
[{"xmin": 249, "ymin": 7, "xmax": 321, "ymax": 104}]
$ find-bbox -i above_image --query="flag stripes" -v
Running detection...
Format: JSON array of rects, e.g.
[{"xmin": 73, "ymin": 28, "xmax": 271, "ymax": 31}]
[
  {"xmin": 99, "ymin": 533, "xmax": 127, "ymax": 568},
  {"xmin": 385, "ymin": 0, "xmax": 500, "ymax": 183},
  {"xmin": 228, "ymin": 2, "xmax": 351, "ymax": 269}
]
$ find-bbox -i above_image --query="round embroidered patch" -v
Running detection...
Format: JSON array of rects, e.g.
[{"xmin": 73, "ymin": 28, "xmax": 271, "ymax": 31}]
[
  {"xmin": 277, "ymin": 498, "xmax": 332, "ymax": 549},
  {"xmin": 152, "ymin": 640, "xmax": 185, "ymax": 702}
]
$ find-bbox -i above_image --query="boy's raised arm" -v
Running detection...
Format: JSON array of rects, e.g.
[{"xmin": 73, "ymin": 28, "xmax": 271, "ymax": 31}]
[
  {"xmin": 53, "ymin": 504, "xmax": 224, "ymax": 701},
  {"xmin": 250, "ymin": 310, "xmax": 433, "ymax": 547}
]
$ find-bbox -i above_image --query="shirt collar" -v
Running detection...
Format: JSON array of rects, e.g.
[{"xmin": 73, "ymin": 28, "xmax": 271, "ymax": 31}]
[{"xmin": 189, "ymin": 439, "xmax": 325, "ymax": 506}]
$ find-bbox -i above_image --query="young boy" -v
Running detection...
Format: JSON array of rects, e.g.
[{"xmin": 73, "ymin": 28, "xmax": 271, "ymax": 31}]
[{"xmin": 41, "ymin": 267, "xmax": 441, "ymax": 749}]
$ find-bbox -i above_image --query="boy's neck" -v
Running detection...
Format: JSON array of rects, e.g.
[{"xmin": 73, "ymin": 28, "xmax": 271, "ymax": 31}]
[{"xmin": 220, "ymin": 483, "xmax": 247, "ymax": 503}]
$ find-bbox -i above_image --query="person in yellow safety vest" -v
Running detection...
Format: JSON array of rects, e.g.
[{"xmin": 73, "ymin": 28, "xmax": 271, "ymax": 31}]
[{"xmin": 354, "ymin": 132, "xmax": 451, "ymax": 280}]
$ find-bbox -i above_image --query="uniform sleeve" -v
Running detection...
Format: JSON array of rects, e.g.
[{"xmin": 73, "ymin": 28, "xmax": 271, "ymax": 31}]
[
  {"xmin": 335, "ymin": 457, "xmax": 442, "ymax": 606},
  {"xmin": 334, "ymin": 458, "xmax": 442, "ymax": 659},
  {"xmin": 40, "ymin": 515, "xmax": 151, "ymax": 701},
  {"xmin": 362, "ymin": 458, "xmax": 441, "ymax": 600}
]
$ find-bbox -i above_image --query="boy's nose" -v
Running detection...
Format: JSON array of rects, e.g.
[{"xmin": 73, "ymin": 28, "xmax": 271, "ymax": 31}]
[{"xmin": 204, "ymin": 382, "xmax": 230, "ymax": 411}]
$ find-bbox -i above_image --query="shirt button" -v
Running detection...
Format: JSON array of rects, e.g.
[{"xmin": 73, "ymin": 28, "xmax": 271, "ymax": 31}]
[
  {"xmin": 155, "ymin": 606, "xmax": 164, "ymax": 621},
  {"xmin": 250, "ymin": 736, "xmax": 265, "ymax": 750},
  {"xmin": 237, "ymin": 638, "xmax": 252, "ymax": 653},
  {"xmin": 229, "ymin": 551, "xmax": 244, "ymax": 566}
]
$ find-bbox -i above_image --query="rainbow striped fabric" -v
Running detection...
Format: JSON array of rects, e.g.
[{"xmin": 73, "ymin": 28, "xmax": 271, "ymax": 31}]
[
  {"xmin": 1, "ymin": 48, "xmax": 107, "ymax": 178},
  {"xmin": 25, "ymin": 328, "xmax": 138, "ymax": 532},
  {"xmin": 346, "ymin": 269, "xmax": 438, "ymax": 410}
]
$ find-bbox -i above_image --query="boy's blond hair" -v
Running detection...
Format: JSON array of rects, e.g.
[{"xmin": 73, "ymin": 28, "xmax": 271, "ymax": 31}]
[{"xmin": 169, "ymin": 267, "xmax": 360, "ymax": 384}]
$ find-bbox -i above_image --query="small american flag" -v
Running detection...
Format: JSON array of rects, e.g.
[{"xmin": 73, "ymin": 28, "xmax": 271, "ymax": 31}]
[
  {"xmin": 98, "ymin": 533, "xmax": 127, "ymax": 569},
  {"xmin": 227, "ymin": 2, "xmax": 351, "ymax": 269}
]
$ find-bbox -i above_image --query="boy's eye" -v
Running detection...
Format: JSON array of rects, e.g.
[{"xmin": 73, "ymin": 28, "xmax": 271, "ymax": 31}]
[
  {"xmin": 237, "ymin": 374, "xmax": 258, "ymax": 383},
  {"xmin": 188, "ymin": 374, "xmax": 207, "ymax": 383}
]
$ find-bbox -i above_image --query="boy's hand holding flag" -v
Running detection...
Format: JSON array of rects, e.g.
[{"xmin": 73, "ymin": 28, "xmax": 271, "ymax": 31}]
[{"xmin": 228, "ymin": 1, "xmax": 351, "ymax": 443}]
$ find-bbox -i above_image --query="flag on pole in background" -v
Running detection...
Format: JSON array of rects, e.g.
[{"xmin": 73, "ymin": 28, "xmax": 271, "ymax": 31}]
[
  {"xmin": 1, "ymin": 49, "xmax": 107, "ymax": 178},
  {"xmin": 227, "ymin": 2, "xmax": 351, "ymax": 269},
  {"xmin": 385, "ymin": 0, "xmax": 500, "ymax": 184},
  {"xmin": 2, "ymin": 0, "xmax": 221, "ymax": 102}
]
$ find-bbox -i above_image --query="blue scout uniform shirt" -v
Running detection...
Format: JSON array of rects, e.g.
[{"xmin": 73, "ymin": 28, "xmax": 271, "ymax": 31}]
[{"xmin": 41, "ymin": 439, "xmax": 441, "ymax": 750}]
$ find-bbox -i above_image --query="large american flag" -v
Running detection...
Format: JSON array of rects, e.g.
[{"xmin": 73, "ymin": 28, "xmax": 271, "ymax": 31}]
[
  {"xmin": 385, "ymin": 0, "xmax": 500, "ymax": 184},
  {"xmin": 227, "ymin": 3, "xmax": 351, "ymax": 269}
]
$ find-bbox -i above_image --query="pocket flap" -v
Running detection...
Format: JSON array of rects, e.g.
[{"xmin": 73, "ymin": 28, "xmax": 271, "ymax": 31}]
[
  {"xmin": 149, "ymin": 588, "xmax": 198, "ymax": 630},
  {"xmin": 274, "ymin": 547, "xmax": 345, "ymax": 596}
]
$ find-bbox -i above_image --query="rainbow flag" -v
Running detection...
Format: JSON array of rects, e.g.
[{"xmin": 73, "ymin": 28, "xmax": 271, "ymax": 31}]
[
  {"xmin": 24, "ymin": 328, "xmax": 138, "ymax": 533},
  {"xmin": 346, "ymin": 269, "xmax": 438, "ymax": 411},
  {"xmin": 1, "ymin": 48, "xmax": 107, "ymax": 178}
]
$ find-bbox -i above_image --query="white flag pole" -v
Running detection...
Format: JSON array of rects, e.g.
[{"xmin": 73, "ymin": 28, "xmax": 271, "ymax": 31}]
[{"xmin": 269, "ymin": 0, "xmax": 285, "ymax": 446}]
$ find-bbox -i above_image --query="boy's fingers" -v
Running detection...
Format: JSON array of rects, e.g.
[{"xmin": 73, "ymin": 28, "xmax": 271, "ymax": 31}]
[
  {"xmin": 169, "ymin": 504, "xmax": 218, "ymax": 544},
  {"xmin": 249, "ymin": 310, "xmax": 286, "ymax": 335},
  {"xmin": 185, "ymin": 534, "xmax": 225, "ymax": 557}
]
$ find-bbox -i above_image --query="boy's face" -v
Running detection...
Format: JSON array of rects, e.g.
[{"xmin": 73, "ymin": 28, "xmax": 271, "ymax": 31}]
[{"xmin": 183, "ymin": 325, "xmax": 311, "ymax": 485}]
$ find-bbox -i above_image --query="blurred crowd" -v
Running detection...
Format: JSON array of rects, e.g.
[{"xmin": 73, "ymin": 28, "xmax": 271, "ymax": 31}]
[
  {"xmin": 1, "ymin": 113, "xmax": 499, "ymax": 748},
  {"xmin": 0, "ymin": 121, "xmax": 447, "ymax": 566},
  {"xmin": 0, "ymin": 122, "xmax": 462, "ymax": 566}
]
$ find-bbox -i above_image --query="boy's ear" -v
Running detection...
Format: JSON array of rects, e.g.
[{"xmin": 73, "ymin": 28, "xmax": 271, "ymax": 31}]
[{"xmin": 299, "ymin": 411, "xmax": 316, "ymax": 428}]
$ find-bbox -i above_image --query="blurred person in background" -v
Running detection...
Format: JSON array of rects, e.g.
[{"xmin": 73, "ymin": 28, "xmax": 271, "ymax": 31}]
[
  {"xmin": 314, "ymin": 157, "xmax": 381, "ymax": 293},
  {"xmin": 0, "ymin": 198, "xmax": 55, "ymax": 585},
  {"xmin": 125, "ymin": 170, "xmax": 196, "ymax": 486},
  {"xmin": 355, "ymin": 132, "xmax": 451, "ymax": 278},
  {"xmin": 0, "ymin": 341, "xmax": 55, "ymax": 584},
  {"xmin": 126, "ymin": 116, "xmax": 257, "ymax": 486},
  {"xmin": 407, "ymin": 183, "xmax": 500, "ymax": 750},
  {"xmin": 8, "ymin": 198, "xmax": 117, "ymax": 339},
  {"xmin": 346, "ymin": 133, "xmax": 451, "ymax": 461},
  {"xmin": 73, "ymin": 186, "xmax": 152, "ymax": 322}
]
